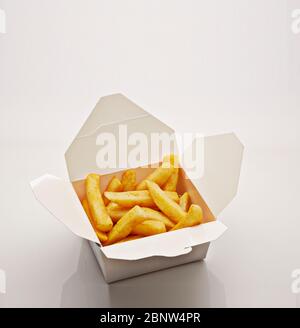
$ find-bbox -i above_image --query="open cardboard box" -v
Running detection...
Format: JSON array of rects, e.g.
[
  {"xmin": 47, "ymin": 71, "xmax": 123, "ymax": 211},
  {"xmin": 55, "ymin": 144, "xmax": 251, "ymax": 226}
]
[{"xmin": 31, "ymin": 94, "xmax": 243, "ymax": 283}]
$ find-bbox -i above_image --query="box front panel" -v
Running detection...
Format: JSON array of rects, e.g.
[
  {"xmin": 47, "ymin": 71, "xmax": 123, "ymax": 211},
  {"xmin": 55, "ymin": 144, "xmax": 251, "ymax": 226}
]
[{"xmin": 90, "ymin": 241, "xmax": 210, "ymax": 283}]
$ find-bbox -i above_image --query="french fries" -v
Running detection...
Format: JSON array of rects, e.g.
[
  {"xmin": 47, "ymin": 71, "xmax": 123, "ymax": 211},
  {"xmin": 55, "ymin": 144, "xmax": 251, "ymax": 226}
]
[
  {"xmin": 95, "ymin": 230, "xmax": 108, "ymax": 243},
  {"xmin": 103, "ymin": 176, "xmax": 123, "ymax": 205},
  {"xmin": 104, "ymin": 190, "xmax": 179, "ymax": 208},
  {"xmin": 146, "ymin": 180, "xmax": 187, "ymax": 223},
  {"xmin": 81, "ymin": 198, "xmax": 91, "ymax": 218},
  {"xmin": 81, "ymin": 154, "xmax": 204, "ymax": 246},
  {"xmin": 171, "ymin": 204, "xmax": 203, "ymax": 231},
  {"xmin": 163, "ymin": 153, "xmax": 179, "ymax": 167},
  {"xmin": 163, "ymin": 167, "xmax": 179, "ymax": 191},
  {"xmin": 132, "ymin": 220, "xmax": 166, "ymax": 236},
  {"xmin": 179, "ymin": 192, "xmax": 190, "ymax": 212},
  {"xmin": 81, "ymin": 199, "xmax": 108, "ymax": 243},
  {"xmin": 162, "ymin": 153, "xmax": 179, "ymax": 191},
  {"xmin": 107, "ymin": 204, "xmax": 175, "ymax": 229},
  {"xmin": 106, "ymin": 202, "xmax": 129, "ymax": 223},
  {"xmin": 86, "ymin": 174, "xmax": 113, "ymax": 232},
  {"xmin": 106, "ymin": 206, "xmax": 147, "ymax": 245},
  {"xmin": 141, "ymin": 207, "xmax": 175, "ymax": 230},
  {"xmin": 136, "ymin": 161, "xmax": 174, "ymax": 190},
  {"xmin": 121, "ymin": 169, "xmax": 136, "ymax": 191}
]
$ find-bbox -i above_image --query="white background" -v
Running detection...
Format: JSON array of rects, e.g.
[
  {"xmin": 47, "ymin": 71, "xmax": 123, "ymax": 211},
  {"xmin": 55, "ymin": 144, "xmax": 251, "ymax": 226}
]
[{"xmin": 0, "ymin": 0, "xmax": 299, "ymax": 307}]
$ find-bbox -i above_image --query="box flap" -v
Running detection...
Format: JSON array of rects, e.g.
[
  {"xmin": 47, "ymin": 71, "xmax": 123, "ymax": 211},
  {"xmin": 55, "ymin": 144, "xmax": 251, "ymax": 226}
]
[
  {"xmin": 65, "ymin": 94, "xmax": 177, "ymax": 181},
  {"xmin": 186, "ymin": 133, "xmax": 244, "ymax": 216},
  {"xmin": 101, "ymin": 221, "xmax": 227, "ymax": 260},
  {"xmin": 30, "ymin": 174, "xmax": 98, "ymax": 243}
]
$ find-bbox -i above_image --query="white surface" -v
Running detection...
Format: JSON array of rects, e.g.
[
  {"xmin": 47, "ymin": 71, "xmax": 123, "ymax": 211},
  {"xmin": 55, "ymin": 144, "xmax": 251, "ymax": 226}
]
[{"xmin": 0, "ymin": 0, "xmax": 300, "ymax": 307}]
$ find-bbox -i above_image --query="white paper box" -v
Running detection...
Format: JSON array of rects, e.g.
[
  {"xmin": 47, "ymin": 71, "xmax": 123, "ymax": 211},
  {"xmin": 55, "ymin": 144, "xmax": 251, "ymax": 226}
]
[{"xmin": 31, "ymin": 94, "xmax": 243, "ymax": 283}]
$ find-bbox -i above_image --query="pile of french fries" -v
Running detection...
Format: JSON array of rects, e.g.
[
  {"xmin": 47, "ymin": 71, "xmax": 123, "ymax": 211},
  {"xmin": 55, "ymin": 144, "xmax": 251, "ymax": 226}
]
[{"xmin": 81, "ymin": 154, "xmax": 203, "ymax": 246}]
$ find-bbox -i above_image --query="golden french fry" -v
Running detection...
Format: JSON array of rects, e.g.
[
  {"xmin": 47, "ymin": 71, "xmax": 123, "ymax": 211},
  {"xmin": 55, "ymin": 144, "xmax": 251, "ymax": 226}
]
[
  {"xmin": 179, "ymin": 192, "xmax": 190, "ymax": 212},
  {"xmin": 107, "ymin": 176, "xmax": 123, "ymax": 191},
  {"xmin": 81, "ymin": 198, "xmax": 108, "ymax": 243},
  {"xmin": 163, "ymin": 154, "xmax": 179, "ymax": 191},
  {"xmin": 104, "ymin": 190, "xmax": 179, "ymax": 208},
  {"xmin": 106, "ymin": 206, "xmax": 147, "ymax": 245},
  {"xmin": 116, "ymin": 235, "xmax": 142, "ymax": 244},
  {"xmin": 86, "ymin": 174, "xmax": 113, "ymax": 232},
  {"xmin": 95, "ymin": 230, "xmax": 108, "ymax": 243},
  {"xmin": 107, "ymin": 203, "xmax": 175, "ymax": 229},
  {"xmin": 136, "ymin": 161, "xmax": 174, "ymax": 190},
  {"xmin": 171, "ymin": 204, "xmax": 203, "ymax": 231},
  {"xmin": 163, "ymin": 153, "xmax": 179, "ymax": 167},
  {"xmin": 141, "ymin": 208, "xmax": 175, "ymax": 230},
  {"xmin": 103, "ymin": 176, "xmax": 123, "ymax": 205},
  {"xmin": 163, "ymin": 167, "xmax": 179, "ymax": 191},
  {"xmin": 132, "ymin": 220, "xmax": 166, "ymax": 236},
  {"xmin": 82, "ymin": 198, "xmax": 91, "ymax": 219},
  {"xmin": 106, "ymin": 202, "xmax": 128, "ymax": 223},
  {"xmin": 146, "ymin": 180, "xmax": 187, "ymax": 223},
  {"xmin": 121, "ymin": 169, "xmax": 136, "ymax": 191}
]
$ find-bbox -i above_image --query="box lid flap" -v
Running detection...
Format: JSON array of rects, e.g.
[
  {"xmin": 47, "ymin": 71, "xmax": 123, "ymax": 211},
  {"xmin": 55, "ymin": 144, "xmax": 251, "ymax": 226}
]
[
  {"xmin": 65, "ymin": 94, "xmax": 176, "ymax": 181},
  {"xmin": 31, "ymin": 174, "xmax": 98, "ymax": 243},
  {"xmin": 186, "ymin": 133, "xmax": 244, "ymax": 216},
  {"xmin": 101, "ymin": 221, "xmax": 227, "ymax": 260}
]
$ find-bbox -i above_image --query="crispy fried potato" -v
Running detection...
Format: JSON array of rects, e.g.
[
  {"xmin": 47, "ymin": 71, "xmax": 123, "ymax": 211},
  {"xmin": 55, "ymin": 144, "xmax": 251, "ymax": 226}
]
[
  {"xmin": 106, "ymin": 202, "xmax": 128, "ymax": 223},
  {"xmin": 116, "ymin": 235, "xmax": 142, "ymax": 244},
  {"xmin": 163, "ymin": 167, "xmax": 179, "ymax": 191},
  {"xmin": 136, "ymin": 161, "xmax": 174, "ymax": 190},
  {"xmin": 163, "ymin": 154, "xmax": 179, "ymax": 191},
  {"xmin": 141, "ymin": 208, "xmax": 175, "ymax": 230},
  {"xmin": 121, "ymin": 169, "xmax": 136, "ymax": 191},
  {"xmin": 163, "ymin": 153, "xmax": 179, "ymax": 167},
  {"xmin": 95, "ymin": 230, "xmax": 108, "ymax": 243},
  {"xmin": 104, "ymin": 190, "xmax": 179, "ymax": 208},
  {"xmin": 86, "ymin": 174, "xmax": 113, "ymax": 232},
  {"xmin": 171, "ymin": 204, "xmax": 203, "ymax": 231},
  {"xmin": 132, "ymin": 220, "xmax": 166, "ymax": 236},
  {"xmin": 107, "ymin": 176, "xmax": 123, "ymax": 192},
  {"xmin": 106, "ymin": 206, "xmax": 147, "ymax": 245},
  {"xmin": 146, "ymin": 180, "xmax": 187, "ymax": 223},
  {"xmin": 107, "ymin": 204, "xmax": 175, "ymax": 229},
  {"xmin": 82, "ymin": 198, "xmax": 91, "ymax": 219},
  {"xmin": 179, "ymin": 192, "xmax": 190, "ymax": 212},
  {"xmin": 103, "ymin": 176, "xmax": 123, "ymax": 205},
  {"xmin": 81, "ymin": 198, "xmax": 108, "ymax": 243}
]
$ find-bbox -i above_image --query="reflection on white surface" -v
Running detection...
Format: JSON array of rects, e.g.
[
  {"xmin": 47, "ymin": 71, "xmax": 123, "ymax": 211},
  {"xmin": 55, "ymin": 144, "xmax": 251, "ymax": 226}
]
[
  {"xmin": 0, "ymin": 269, "xmax": 6, "ymax": 294},
  {"xmin": 291, "ymin": 269, "xmax": 300, "ymax": 308},
  {"xmin": 291, "ymin": 269, "xmax": 300, "ymax": 294},
  {"xmin": 60, "ymin": 240, "xmax": 226, "ymax": 308}
]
